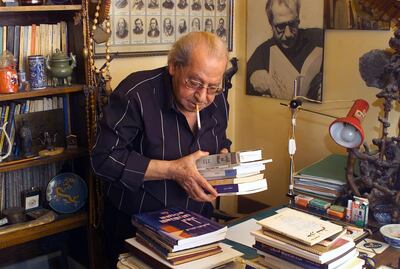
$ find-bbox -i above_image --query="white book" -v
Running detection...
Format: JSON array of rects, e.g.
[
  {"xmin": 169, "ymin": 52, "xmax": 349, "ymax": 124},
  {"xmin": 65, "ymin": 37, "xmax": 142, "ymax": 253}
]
[
  {"xmin": 200, "ymin": 163, "xmax": 266, "ymax": 180},
  {"xmin": 198, "ymin": 159, "xmax": 272, "ymax": 171},
  {"xmin": 196, "ymin": 149, "xmax": 263, "ymax": 169},
  {"xmin": 214, "ymin": 179, "xmax": 267, "ymax": 194},
  {"xmin": 207, "ymin": 173, "xmax": 264, "ymax": 185},
  {"xmin": 218, "ymin": 185, "xmax": 268, "ymax": 197},
  {"xmin": 256, "ymin": 208, "xmax": 344, "ymax": 246},
  {"xmin": 124, "ymin": 239, "xmax": 242, "ymax": 269}
]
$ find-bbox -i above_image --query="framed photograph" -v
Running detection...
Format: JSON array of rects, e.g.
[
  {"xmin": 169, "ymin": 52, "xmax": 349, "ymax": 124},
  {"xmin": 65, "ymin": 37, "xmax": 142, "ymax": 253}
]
[
  {"xmin": 246, "ymin": 0, "xmax": 324, "ymax": 102},
  {"xmin": 324, "ymin": 0, "xmax": 391, "ymax": 30},
  {"xmin": 95, "ymin": 0, "xmax": 234, "ymax": 57}
]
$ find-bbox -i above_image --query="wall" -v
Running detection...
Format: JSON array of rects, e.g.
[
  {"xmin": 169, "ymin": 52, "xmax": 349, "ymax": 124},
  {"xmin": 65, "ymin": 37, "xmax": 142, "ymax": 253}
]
[{"xmin": 100, "ymin": 0, "xmax": 397, "ymax": 214}]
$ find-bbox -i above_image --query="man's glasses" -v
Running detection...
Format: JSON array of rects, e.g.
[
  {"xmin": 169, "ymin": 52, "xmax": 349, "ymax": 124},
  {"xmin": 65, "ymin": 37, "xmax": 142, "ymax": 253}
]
[
  {"xmin": 274, "ymin": 19, "xmax": 299, "ymax": 34},
  {"xmin": 184, "ymin": 78, "xmax": 224, "ymax": 95}
]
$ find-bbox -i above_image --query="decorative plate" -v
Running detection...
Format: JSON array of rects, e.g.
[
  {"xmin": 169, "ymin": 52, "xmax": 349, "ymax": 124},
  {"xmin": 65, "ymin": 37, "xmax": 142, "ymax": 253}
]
[{"xmin": 46, "ymin": 172, "xmax": 87, "ymax": 214}]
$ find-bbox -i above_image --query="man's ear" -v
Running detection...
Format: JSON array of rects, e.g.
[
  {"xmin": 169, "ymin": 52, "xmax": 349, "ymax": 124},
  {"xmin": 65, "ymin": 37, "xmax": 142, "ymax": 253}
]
[{"xmin": 168, "ymin": 63, "xmax": 176, "ymax": 76}]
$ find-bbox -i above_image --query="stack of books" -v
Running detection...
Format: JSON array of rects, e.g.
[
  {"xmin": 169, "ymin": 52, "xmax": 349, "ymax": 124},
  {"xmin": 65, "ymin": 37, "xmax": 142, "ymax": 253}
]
[
  {"xmin": 250, "ymin": 208, "xmax": 364, "ymax": 269},
  {"xmin": 196, "ymin": 149, "xmax": 272, "ymax": 195},
  {"xmin": 127, "ymin": 207, "xmax": 241, "ymax": 268},
  {"xmin": 293, "ymin": 154, "xmax": 349, "ymax": 203}
]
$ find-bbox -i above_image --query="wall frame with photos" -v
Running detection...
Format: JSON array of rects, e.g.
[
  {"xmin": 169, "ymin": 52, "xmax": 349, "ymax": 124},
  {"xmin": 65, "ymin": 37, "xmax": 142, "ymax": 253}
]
[
  {"xmin": 246, "ymin": 0, "xmax": 325, "ymax": 102},
  {"xmin": 95, "ymin": 0, "xmax": 234, "ymax": 57}
]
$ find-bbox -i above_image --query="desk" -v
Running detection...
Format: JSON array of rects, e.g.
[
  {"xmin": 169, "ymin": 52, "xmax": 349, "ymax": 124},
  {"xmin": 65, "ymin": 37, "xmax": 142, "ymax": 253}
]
[{"xmin": 224, "ymin": 206, "xmax": 400, "ymax": 268}]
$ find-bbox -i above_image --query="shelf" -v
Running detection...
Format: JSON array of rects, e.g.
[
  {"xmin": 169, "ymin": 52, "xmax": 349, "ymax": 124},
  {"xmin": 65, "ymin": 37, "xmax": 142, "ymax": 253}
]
[
  {"xmin": 0, "ymin": 148, "xmax": 88, "ymax": 173},
  {"xmin": 0, "ymin": 211, "xmax": 87, "ymax": 249},
  {"xmin": 0, "ymin": 4, "xmax": 81, "ymax": 12},
  {"xmin": 0, "ymin": 85, "xmax": 84, "ymax": 102}
]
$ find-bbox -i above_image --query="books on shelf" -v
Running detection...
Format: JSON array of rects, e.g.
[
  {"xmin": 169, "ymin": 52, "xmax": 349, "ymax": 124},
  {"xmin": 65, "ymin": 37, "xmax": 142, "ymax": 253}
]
[
  {"xmin": 196, "ymin": 149, "xmax": 262, "ymax": 169},
  {"xmin": 256, "ymin": 208, "xmax": 344, "ymax": 246}
]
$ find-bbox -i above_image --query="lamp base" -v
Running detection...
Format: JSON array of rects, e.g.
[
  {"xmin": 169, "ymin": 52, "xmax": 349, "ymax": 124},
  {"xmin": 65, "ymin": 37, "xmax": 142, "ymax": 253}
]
[{"xmin": 39, "ymin": 147, "xmax": 64, "ymax": 157}]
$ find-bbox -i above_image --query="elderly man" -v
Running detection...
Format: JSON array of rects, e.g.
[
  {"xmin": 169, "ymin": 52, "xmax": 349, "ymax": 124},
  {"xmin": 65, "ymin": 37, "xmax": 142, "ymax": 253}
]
[
  {"xmin": 91, "ymin": 32, "xmax": 230, "ymax": 268},
  {"xmin": 246, "ymin": 0, "xmax": 323, "ymax": 100}
]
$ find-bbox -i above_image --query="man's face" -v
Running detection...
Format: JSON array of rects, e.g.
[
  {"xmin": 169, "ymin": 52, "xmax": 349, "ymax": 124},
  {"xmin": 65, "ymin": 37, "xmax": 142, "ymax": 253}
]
[
  {"xmin": 150, "ymin": 19, "xmax": 157, "ymax": 29},
  {"xmin": 135, "ymin": 20, "xmax": 142, "ymax": 29},
  {"xmin": 218, "ymin": 19, "xmax": 224, "ymax": 29},
  {"xmin": 168, "ymin": 48, "xmax": 226, "ymax": 113},
  {"xmin": 205, "ymin": 20, "xmax": 213, "ymax": 31},
  {"xmin": 179, "ymin": 20, "xmax": 185, "ymax": 28},
  {"xmin": 271, "ymin": 1, "xmax": 299, "ymax": 49},
  {"xmin": 165, "ymin": 19, "xmax": 172, "ymax": 29}
]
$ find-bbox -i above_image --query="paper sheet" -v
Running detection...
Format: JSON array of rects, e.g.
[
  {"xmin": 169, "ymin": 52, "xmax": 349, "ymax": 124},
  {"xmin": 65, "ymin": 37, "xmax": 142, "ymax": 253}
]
[{"xmin": 226, "ymin": 218, "xmax": 259, "ymax": 247}]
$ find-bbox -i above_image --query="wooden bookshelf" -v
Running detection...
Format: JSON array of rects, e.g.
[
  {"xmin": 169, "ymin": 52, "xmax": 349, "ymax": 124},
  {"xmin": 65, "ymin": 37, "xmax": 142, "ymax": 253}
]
[
  {"xmin": 0, "ymin": 85, "xmax": 83, "ymax": 102},
  {"xmin": 0, "ymin": 211, "xmax": 87, "ymax": 249},
  {"xmin": 0, "ymin": 148, "xmax": 87, "ymax": 173},
  {"xmin": 0, "ymin": 5, "xmax": 81, "ymax": 12}
]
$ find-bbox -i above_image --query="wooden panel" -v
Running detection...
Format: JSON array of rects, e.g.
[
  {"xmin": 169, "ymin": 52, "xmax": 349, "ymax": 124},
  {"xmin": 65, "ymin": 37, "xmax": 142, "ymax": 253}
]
[
  {"xmin": 0, "ymin": 212, "xmax": 87, "ymax": 249},
  {"xmin": 0, "ymin": 85, "xmax": 83, "ymax": 102}
]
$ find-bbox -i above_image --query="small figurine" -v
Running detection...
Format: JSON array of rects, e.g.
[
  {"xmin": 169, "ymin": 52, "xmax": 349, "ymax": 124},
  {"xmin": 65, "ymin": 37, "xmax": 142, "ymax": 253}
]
[
  {"xmin": 19, "ymin": 118, "xmax": 34, "ymax": 158},
  {"xmin": 38, "ymin": 132, "xmax": 64, "ymax": 156}
]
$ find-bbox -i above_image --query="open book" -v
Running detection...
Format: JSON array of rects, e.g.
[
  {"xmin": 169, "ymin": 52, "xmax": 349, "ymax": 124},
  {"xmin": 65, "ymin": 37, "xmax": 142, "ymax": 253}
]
[{"xmin": 269, "ymin": 45, "xmax": 322, "ymax": 99}]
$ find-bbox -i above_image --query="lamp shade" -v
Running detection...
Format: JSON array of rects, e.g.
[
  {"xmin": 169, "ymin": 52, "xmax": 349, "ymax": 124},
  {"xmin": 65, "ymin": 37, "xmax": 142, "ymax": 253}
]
[{"xmin": 329, "ymin": 99, "xmax": 369, "ymax": 148}]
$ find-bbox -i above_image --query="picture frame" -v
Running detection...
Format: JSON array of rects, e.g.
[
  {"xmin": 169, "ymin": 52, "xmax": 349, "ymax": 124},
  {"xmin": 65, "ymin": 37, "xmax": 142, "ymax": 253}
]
[
  {"xmin": 95, "ymin": 0, "xmax": 234, "ymax": 57},
  {"xmin": 246, "ymin": 0, "xmax": 325, "ymax": 102}
]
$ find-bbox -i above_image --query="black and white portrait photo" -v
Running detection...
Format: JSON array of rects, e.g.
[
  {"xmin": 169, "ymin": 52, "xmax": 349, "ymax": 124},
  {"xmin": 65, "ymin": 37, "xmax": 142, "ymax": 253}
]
[
  {"xmin": 132, "ymin": 0, "xmax": 144, "ymax": 10},
  {"xmin": 177, "ymin": 0, "xmax": 188, "ymax": 9},
  {"xmin": 216, "ymin": 17, "xmax": 227, "ymax": 41},
  {"xmin": 148, "ymin": 0, "xmax": 159, "ymax": 8},
  {"xmin": 114, "ymin": 0, "xmax": 128, "ymax": 8},
  {"xmin": 217, "ymin": 0, "xmax": 226, "ymax": 12},
  {"xmin": 191, "ymin": 0, "xmax": 202, "ymax": 11},
  {"xmin": 162, "ymin": 0, "xmax": 174, "ymax": 9},
  {"xmin": 204, "ymin": 0, "xmax": 215, "ymax": 11},
  {"xmin": 133, "ymin": 18, "xmax": 144, "ymax": 34},
  {"xmin": 204, "ymin": 18, "xmax": 214, "ymax": 33},
  {"xmin": 163, "ymin": 17, "xmax": 174, "ymax": 36},
  {"xmin": 191, "ymin": 17, "xmax": 201, "ymax": 31},
  {"xmin": 115, "ymin": 17, "xmax": 129, "ymax": 39},
  {"xmin": 178, "ymin": 18, "xmax": 188, "ymax": 34},
  {"xmin": 147, "ymin": 17, "xmax": 160, "ymax": 37},
  {"xmin": 246, "ymin": 0, "xmax": 324, "ymax": 101}
]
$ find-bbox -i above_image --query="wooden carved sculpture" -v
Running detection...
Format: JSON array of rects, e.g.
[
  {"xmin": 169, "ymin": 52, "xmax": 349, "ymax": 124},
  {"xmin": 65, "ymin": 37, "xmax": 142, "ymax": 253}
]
[{"xmin": 347, "ymin": 28, "xmax": 400, "ymax": 223}]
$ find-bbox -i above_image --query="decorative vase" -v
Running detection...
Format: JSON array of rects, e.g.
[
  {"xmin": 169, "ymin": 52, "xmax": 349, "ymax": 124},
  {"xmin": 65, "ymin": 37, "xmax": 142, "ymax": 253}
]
[{"xmin": 28, "ymin": 55, "xmax": 47, "ymax": 90}]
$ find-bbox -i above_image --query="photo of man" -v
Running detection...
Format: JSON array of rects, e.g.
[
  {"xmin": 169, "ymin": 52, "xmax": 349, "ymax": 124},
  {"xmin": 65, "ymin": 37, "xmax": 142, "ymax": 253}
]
[
  {"xmin": 204, "ymin": 0, "xmax": 215, "ymax": 11},
  {"xmin": 216, "ymin": 18, "xmax": 227, "ymax": 41},
  {"xmin": 133, "ymin": 18, "xmax": 144, "ymax": 34},
  {"xmin": 115, "ymin": 17, "xmax": 129, "ymax": 39},
  {"xmin": 191, "ymin": 17, "xmax": 201, "ymax": 31},
  {"xmin": 132, "ymin": 0, "xmax": 144, "ymax": 10},
  {"xmin": 163, "ymin": 17, "xmax": 174, "ymax": 36},
  {"xmin": 178, "ymin": 18, "xmax": 188, "ymax": 34},
  {"xmin": 162, "ymin": 0, "xmax": 174, "ymax": 9},
  {"xmin": 191, "ymin": 0, "xmax": 201, "ymax": 11},
  {"xmin": 204, "ymin": 18, "xmax": 214, "ymax": 33},
  {"xmin": 148, "ymin": 0, "xmax": 159, "ymax": 8},
  {"xmin": 115, "ymin": 0, "xmax": 128, "ymax": 8},
  {"xmin": 177, "ymin": 0, "xmax": 188, "ymax": 9},
  {"xmin": 246, "ymin": 0, "xmax": 323, "ymax": 101},
  {"xmin": 148, "ymin": 17, "xmax": 160, "ymax": 37},
  {"xmin": 217, "ymin": 0, "xmax": 226, "ymax": 12}
]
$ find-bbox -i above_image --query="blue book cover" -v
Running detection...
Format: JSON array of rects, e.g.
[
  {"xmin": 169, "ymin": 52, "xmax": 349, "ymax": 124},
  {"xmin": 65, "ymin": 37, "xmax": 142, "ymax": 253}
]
[
  {"xmin": 131, "ymin": 207, "xmax": 227, "ymax": 247},
  {"xmin": 214, "ymin": 184, "xmax": 239, "ymax": 193}
]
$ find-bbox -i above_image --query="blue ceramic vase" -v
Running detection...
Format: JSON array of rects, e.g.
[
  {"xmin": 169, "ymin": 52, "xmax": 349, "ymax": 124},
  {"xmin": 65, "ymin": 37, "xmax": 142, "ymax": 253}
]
[{"xmin": 28, "ymin": 55, "xmax": 47, "ymax": 90}]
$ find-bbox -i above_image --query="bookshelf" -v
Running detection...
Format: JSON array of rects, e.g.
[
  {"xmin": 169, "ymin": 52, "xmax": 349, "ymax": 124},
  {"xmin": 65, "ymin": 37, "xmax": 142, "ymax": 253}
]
[{"xmin": 0, "ymin": 2, "xmax": 93, "ymax": 268}]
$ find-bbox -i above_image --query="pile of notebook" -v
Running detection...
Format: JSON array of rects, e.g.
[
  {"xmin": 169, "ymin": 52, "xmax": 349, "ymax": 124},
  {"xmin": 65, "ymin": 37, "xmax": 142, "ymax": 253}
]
[
  {"xmin": 196, "ymin": 149, "xmax": 272, "ymax": 196},
  {"xmin": 250, "ymin": 208, "xmax": 365, "ymax": 269},
  {"xmin": 293, "ymin": 154, "xmax": 349, "ymax": 203},
  {"xmin": 127, "ymin": 207, "xmax": 241, "ymax": 268}
]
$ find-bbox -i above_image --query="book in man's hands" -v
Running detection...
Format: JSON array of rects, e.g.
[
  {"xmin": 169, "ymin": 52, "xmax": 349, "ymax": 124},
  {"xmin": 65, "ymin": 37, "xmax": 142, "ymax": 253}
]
[
  {"xmin": 199, "ymin": 160, "xmax": 271, "ymax": 180},
  {"xmin": 213, "ymin": 179, "xmax": 267, "ymax": 194},
  {"xmin": 207, "ymin": 173, "xmax": 264, "ymax": 185},
  {"xmin": 256, "ymin": 208, "xmax": 343, "ymax": 246},
  {"xmin": 196, "ymin": 149, "xmax": 262, "ymax": 169},
  {"xmin": 131, "ymin": 207, "xmax": 227, "ymax": 248}
]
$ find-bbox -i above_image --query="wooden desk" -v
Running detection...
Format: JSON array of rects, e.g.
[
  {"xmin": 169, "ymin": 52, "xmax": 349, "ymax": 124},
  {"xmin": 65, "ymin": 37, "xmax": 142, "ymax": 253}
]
[{"xmin": 224, "ymin": 206, "xmax": 400, "ymax": 268}]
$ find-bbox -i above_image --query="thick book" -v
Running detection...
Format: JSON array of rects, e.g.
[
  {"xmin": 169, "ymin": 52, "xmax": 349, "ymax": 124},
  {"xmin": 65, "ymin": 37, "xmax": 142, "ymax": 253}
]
[
  {"xmin": 207, "ymin": 173, "xmax": 264, "ymax": 185},
  {"xmin": 196, "ymin": 149, "xmax": 262, "ymax": 169},
  {"xmin": 131, "ymin": 207, "xmax": 227, "ymax": 247},
  {"xmin": 199, "ymin": 162, "xmax": 267, "ymax": 180},
  {"xmin": 124, "ymin": 238, "xmax": 242, "ymax": 269},
  {"xmin": 251, "ymin": 230, "xmax": 355, "ymax": 264},
  {"xmin": 136, "ymin": 233, "xmax": 222, "ymax": 265},
  {"xmin": 294, "ymin": 154, "xmax": 350, "ymax": 186},
  {"xmin": 213, "ymin": 179, "xmax": 267, "ymax": 194},
  {"xmin": 256, "ymin": 208, "xmax": 344, "ymax": 246}
]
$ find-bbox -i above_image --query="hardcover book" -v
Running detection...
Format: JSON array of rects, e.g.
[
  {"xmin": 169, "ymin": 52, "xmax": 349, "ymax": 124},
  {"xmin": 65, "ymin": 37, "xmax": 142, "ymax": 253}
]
[
  {"xmin": 131, "ymin": 207, "xmax": 227, "ymax": 247},
  {"xmin": 196, "ymin": 149, "xmax": 262, "ymax": 169},
  {"xmin": 256, "ymin": 208, "xmax": 344, "ymax": 246}
]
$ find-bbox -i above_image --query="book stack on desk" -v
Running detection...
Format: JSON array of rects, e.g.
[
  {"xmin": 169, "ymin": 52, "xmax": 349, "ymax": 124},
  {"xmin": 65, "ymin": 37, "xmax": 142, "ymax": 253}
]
[
  {"xmin": 293, "ymin": 154, "xmax": 349, "ymax": 203},
  {"xmin": 127, "ymin": 207, "xmax": 241, "ymax": 268},
  {"xmin": 196, "ymin": 149, "xmax": 272, "ymax": 196},
  {"xmin": 250, "ymin": 208, "xmax": 364, "ymax": 269}
]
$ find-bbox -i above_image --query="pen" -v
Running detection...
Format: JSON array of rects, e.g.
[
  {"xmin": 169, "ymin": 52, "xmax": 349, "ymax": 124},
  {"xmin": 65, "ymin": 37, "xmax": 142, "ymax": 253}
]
[{"xmin": 196, "ymin": 104, "xmax": 201, "ymax": 130}]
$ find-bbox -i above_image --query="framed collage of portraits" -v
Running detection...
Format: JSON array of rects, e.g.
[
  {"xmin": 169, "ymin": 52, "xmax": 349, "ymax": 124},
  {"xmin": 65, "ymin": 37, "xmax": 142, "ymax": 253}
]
[{"xmin": 95, "ymin": 0, "xmax": 234, "ymax": 57}]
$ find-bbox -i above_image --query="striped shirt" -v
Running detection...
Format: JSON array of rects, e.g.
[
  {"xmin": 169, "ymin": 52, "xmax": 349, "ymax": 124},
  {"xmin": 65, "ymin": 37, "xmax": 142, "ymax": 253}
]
[{"xmin": 91, "ymin": 66, "xmax": 231, "ymax": 217}]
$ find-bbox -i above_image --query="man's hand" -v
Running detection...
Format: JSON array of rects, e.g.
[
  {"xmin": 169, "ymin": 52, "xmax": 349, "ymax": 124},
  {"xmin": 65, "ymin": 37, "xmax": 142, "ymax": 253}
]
[{"xmin": 169, "ymin": 151, "xmax": 218, "ymax": 202}]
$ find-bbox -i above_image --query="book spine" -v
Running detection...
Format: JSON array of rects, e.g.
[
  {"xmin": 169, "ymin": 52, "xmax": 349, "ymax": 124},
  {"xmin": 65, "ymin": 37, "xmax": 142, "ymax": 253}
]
[{"xmin": 254, "ymin": 241, "xmax": 323, "ymax": 269}]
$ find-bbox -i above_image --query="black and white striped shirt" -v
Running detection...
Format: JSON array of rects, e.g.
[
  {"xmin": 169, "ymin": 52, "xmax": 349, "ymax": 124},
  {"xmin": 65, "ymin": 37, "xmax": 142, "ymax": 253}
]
[{"xmin": 91, "ymin": 66, "xmax": 231, "ymax": 217}]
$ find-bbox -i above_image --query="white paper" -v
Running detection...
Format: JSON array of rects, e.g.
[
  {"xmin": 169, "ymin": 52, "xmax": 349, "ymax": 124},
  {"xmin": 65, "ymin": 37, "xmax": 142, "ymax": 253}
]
[{"xmin": 226, "ymin": 218, "xmax": 259, "ymax": 247}]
